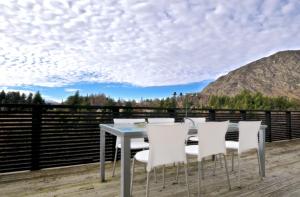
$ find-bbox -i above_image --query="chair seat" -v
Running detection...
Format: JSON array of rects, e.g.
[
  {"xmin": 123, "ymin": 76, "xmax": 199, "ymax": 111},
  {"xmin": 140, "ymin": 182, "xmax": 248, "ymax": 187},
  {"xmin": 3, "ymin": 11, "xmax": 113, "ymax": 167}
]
[
  {"xmin": 134, "ymin": 150, "xmax": 149, "ymax": 163},
  {"xmin": 188, "ymin": 136, "xmax": 199, "ymax": 142},
  {"xmin": 185, "ymin": 145, "xmax": 198, "ymax": 155},
  {"xmin": 117, "ymin": 142, "xmax": 149, "ymax": 149},
  {"xmin": 225, "ymin": 141, "xmax": 239, "ymax": 149}
]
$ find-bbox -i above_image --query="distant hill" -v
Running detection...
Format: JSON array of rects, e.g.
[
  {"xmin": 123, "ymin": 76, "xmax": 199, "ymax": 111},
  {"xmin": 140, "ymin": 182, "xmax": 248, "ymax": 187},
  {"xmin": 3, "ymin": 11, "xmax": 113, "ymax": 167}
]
[{"xmin": 201, "ymin": 50, "xmax": 300, "ymax": 99}]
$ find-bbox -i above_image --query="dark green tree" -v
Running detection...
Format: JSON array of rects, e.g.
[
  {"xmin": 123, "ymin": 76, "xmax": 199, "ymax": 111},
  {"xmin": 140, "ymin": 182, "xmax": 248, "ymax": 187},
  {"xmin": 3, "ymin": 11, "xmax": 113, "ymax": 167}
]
[
  {"xmin": 172, "ymin": 92, "xmax": 177, "ymax": 108},
  {"xmin": 64, "ymin": 91, "xmax": 81, "ymax": 105},
  {"xmin": 32, "ymin": 91, "xmax": 45, "ymax": 104},
  {"xmin": 0, "ymin": 90, "xmax": 5, "ymax": 104},
  {"xmin": 20, "ymin": 93, "xmax": 26, "ymax": 104},
  {"xmin": 27, "ymin": 93, "xmax": 33, "ymax": 104},
  {"xmin": 106, "ymin": 97, "xmax": 116, "ymax": 106}
]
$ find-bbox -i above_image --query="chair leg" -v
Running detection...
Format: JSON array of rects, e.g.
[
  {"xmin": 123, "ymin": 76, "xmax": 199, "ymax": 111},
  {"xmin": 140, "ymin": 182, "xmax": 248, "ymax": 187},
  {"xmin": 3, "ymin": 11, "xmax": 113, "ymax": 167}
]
[
  {"xmin": 154, "ymin": 167, "xmax": 157, "ymax": 183},
  {"xmin": 198, "ymin": 161, "xmax": 202, "ymax": 196},
  {"xmin": 213, "ymin": 155, "xmax": 217, "ymax": 176},
  {"xmin": 219, "ymin": 154, "xmax": 223, "ymax": 168},
  {"xmin": 176, "ymin": 163, "xmax": 179, "ymax": 183},
  {"xmin": 257, "ymin": 149, "xmax": 263, "ymax": 180},
  {"xmin": 162, "ymin": 165, "xmax": 165, "ymax": 189},
  {"xmin": 201, "ymin": 159, "xmax": 204, "ymax": 180},
  {"xmin": 186, "ymin": 156, "xmax": 191, "ymax": 176},
  {"xmin": 237, "ymin": 153, "xmax": 241, "ymax": 188},
  {"xmin": 112, "ymin": 147, "xmax": 118, "ymax": 177},
  {"xmin": 231, "ymin": 151, "xmax": 234, "ymax": 171},
  {"xmin": 130, "ymin": 158, "xmax": 135, "ymax": 196},
  {"xmin": 223, "ymin": 154, "xmax": 231, "ymax": 190},
  {"xmin": 184, "ymin": 164, "xmax": 190, "ymax": 197},
  {"xmin": 146, "ymin": 171, "xmax": 150, "ymax": 197}
]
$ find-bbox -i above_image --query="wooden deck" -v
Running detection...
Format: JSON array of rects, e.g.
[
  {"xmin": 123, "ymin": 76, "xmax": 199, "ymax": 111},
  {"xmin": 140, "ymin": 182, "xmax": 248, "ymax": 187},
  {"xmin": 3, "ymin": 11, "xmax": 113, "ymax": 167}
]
[{"xmin": 1, "ymin": 139, "xmax": 300, "ymax": 197}]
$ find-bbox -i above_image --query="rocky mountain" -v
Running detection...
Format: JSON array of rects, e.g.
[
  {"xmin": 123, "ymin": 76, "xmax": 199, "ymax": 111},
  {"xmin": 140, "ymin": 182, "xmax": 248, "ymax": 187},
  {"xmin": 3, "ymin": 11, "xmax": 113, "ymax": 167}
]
[{"xmin": 201, "ymin": 50, "xmax": 300, "ymax": 99}]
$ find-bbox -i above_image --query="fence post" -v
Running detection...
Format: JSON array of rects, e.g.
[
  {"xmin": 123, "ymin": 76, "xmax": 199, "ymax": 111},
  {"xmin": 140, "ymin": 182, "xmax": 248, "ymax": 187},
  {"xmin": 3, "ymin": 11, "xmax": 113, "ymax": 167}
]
[
  {"xmin": 31, "ymin": 105, "xmax": 42, "ymax": 170},
  {"xmin": 173, "ymin": 108, "xmax": 177, "ymax": 122},
  {"xmin": 265, "ymin": 111, "xmax": 272, "ymax": 142},
  {"xmin": 167, "ymin": 108, "xmax": 177, "ymax": 121},
  {"xmin": 240, "ymin": 110, "xmax": 247, "ymax": 120},
  {"xmin": 286, "ymin": 111, "xmax": 292, "ymax": 139},
  {"xmin": 208, "ymin": 109, "xmax": 216, "ymax": 121},
  {"xmin": 112, "ymin": 106, "xmax": 120, "ymax": 119}
]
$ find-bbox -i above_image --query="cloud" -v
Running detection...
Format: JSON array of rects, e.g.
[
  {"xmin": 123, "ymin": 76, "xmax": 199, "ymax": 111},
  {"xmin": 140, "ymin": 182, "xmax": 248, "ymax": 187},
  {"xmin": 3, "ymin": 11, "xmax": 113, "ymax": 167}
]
[
  {"xmin": 0, "ymin": 87, "xmax": 34, "ymax": 95},
  {"xmin": 65, "ymin": 88, "xmax": 80, "ymax": 93},
  {"xmin": 0, "ymin": 0, "xmax": 300, "ymax": 87}
]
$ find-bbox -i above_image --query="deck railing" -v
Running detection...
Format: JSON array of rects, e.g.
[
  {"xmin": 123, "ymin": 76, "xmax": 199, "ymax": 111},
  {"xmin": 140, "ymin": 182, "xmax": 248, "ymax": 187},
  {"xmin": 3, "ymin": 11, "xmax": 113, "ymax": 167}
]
[{"xmin": 0, "ymin": 104, "xmax": 300, "ymax": 173}]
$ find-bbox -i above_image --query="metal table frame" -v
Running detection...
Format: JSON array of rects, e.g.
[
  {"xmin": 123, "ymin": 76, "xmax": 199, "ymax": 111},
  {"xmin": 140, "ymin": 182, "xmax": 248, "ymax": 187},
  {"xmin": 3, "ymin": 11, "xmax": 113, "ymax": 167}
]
[{"xmin": 100, "ymin": 123, "xmax": 267, "ymax": 197}]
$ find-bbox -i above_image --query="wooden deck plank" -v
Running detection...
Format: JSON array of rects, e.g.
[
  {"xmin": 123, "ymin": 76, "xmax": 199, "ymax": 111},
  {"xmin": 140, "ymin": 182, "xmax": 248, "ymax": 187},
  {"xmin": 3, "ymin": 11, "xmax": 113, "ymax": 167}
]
[{"xmin": 1, "ymin": 139, "xmax": 300, "ymax": 197}]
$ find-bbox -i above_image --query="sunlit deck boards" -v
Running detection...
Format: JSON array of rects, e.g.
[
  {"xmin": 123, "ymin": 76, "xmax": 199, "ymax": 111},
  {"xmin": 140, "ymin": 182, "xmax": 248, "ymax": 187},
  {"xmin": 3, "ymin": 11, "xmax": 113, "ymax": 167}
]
[{"xmin": 1, "ymin": 139, "xmax": 300, "ymax": 197}]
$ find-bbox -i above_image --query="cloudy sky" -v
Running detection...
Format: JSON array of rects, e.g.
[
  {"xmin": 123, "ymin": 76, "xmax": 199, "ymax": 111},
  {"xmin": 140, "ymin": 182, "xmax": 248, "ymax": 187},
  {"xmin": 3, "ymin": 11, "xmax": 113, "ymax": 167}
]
[{"xmin": 1, "ymin": 0, "xmax": 300, "ymax": 101}]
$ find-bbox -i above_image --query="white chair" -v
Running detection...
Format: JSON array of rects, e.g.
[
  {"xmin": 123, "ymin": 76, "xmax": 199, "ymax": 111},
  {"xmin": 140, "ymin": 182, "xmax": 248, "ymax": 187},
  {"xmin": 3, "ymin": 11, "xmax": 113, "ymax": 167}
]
[
  {"xmin": 112, "ymin": 118, "xmax": 148, "ymax": 177},
  {"xmin": 184, "ymin": 118, "xmax": 224, "ymax": 168},
  {"xmin": 185, "ymin": 121, "xmax": 231, "ymax": 195},
  {"xmin": 225, "ymin": 121, "xmax": 262, "ymax": 187},
  {"xmin": 147, "ymin": 118, "xmax": 175, "ymax": 124},
  {"xmin": 131, "ymin": 123, "xmax": 190, "ymax": 197},
  {"xmin": 147, "ymin": 118, "xmax": 177, "ymax": 179},
  {"xmin": 184, "ymin": 117, "xmax": 206, "ymax": 142}
]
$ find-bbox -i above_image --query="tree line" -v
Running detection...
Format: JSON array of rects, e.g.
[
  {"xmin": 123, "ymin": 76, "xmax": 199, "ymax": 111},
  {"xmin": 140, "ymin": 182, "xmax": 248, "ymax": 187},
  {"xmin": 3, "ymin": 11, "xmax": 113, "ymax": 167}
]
[
  {"xmin": 207, "ymin": 90, "xmax": 300, "ymax": 110},
  {"xmin": 0, "ymin": 90, "xmax": 45, "ymax": 105},
  {"xmin": 63, "ymin": 90, "xmax": 300, "ymax": 110},
  {"xmin": 1, "ymin": 89, "xmax": 299, "ymax": 110},
  {"xmin": 63, "ymin": 91, "xmax": 180, "ymax": 108}
]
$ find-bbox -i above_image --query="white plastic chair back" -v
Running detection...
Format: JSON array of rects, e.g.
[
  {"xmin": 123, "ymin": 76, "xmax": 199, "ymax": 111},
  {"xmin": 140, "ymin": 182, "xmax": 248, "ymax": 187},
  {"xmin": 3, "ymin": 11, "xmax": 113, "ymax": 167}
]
[
  {"xmin": 147, "ymin": 118, "xmax": 175, "ymax": 124},
  {"xmin": 147, "ymin": 123, "xmax": 188, "ymax": 171},
  {"xmin": 113, "ymin": 118, "xmax": 146, "ymax": 147},
  {"xmin": 184, "ymin": 117, "xmax": 206, "ymax": 127},
  {"xmin": 184, "ymin": 117, "xmax": 206, "ymax": 140},
  {"xmin": 197, "ymin": 121, "xmax": 229, "ymax": 160},
  {"xmin": 238, "ymin": 121, "xmax": 262, "ymax": 153}
]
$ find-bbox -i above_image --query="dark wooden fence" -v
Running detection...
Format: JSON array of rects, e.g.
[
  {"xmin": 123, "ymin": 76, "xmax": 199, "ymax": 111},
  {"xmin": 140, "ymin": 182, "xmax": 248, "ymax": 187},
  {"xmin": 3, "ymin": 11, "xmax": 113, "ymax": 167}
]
[{"xmin": 0, "ymin": 104, "xmax": 300, "ymax": 173}]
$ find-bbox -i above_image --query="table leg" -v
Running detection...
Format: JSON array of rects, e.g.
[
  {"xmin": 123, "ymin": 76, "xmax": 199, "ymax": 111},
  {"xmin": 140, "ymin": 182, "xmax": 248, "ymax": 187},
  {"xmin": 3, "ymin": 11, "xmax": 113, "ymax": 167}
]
[
  {"xmin": 121, "ymin": 136, "xmax": 131, "ymax": 197},
  {"xmin": 100, "ymin": 128, "xmax": 106, "ymax": 182},
  {"xmin": 259, "ymin": 128, "xmax": 265, "ymax": 177}
]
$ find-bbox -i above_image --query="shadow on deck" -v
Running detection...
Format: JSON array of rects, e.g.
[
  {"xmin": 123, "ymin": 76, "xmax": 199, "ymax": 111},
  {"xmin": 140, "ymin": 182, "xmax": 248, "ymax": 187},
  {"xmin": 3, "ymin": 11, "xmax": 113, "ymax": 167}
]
[{"xmin": 1, "ymin": 139, "xmax": 300, "ymax": 197}]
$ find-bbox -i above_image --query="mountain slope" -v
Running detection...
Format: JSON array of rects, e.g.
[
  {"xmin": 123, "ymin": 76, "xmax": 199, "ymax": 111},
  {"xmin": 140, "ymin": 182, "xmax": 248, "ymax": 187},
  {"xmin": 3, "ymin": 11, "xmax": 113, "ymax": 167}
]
[{"xmin": 201, "ymin": 50, "xmax": 300, "ymax": 99}]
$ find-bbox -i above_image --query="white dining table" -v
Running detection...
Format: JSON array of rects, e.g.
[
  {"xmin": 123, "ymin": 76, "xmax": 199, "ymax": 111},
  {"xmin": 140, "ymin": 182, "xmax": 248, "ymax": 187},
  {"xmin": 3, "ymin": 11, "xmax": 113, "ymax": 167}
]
[{"xmin": 100, "ymin": 122, "xmax": 267, "ymax": 197}]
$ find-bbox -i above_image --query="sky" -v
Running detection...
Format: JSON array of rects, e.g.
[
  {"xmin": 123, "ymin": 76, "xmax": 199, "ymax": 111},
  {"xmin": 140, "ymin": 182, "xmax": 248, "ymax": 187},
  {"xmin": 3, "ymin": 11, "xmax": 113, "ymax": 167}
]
[
  {"xmin": 1, "ymin": 0, "xmax": 300, "ymax": 102},
  {"xmin": 0, "ymin": 80, "xmax": 211, "ymax": 102}
]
